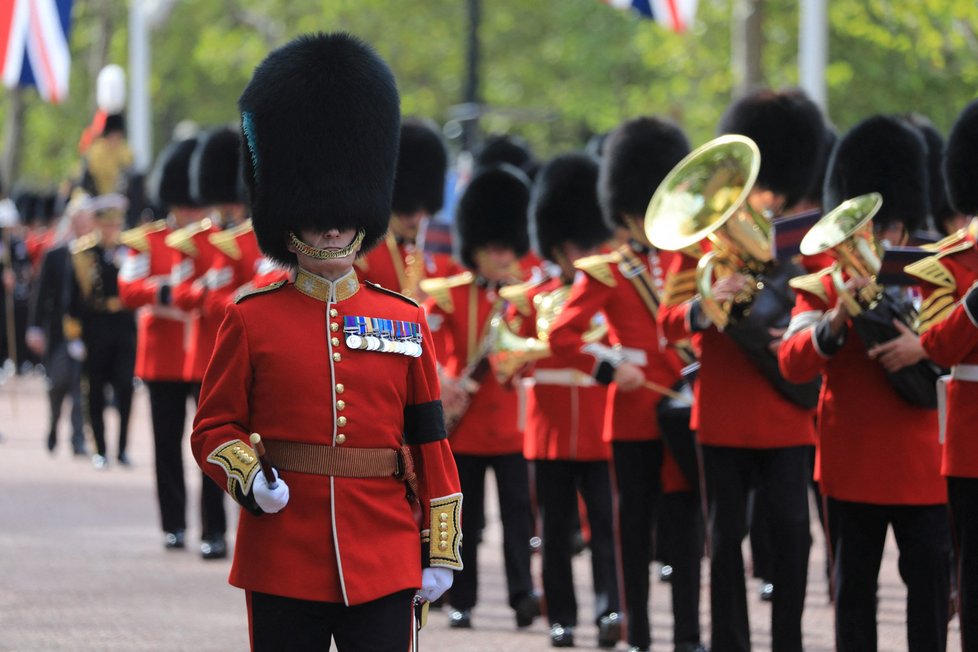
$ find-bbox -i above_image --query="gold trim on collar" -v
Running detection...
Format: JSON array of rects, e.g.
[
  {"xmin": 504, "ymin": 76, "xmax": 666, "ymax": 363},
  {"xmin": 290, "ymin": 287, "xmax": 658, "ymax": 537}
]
[{"xmin": 294, "ymin": 267, "xmax": 361, "ymax": 303}]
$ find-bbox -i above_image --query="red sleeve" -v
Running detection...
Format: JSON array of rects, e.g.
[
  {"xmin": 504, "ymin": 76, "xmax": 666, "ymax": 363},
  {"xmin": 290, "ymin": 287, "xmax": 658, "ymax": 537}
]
[
  {"xmin": 548, "ymin": 272, "xmax": 615, "ymax": 377},
  {"xmin": 118, "ymin": 248, "xmax": 161, "ymax": 308},
  {"xmin": 778, "ymin": 289, "xmax": 832, "ymax": 383},
  {"xmin": 658, "ymin": 251, "xmax": 699, "ymax": 343},
  {"xmin": 421, "ymin": 296, "xmax": 452, "ymax": 368},
  {"xmin": 171, "ymin": 248, "xmax": 206, "ymax": 312},
  {"xmin": 921, "ymin": 301, "xmax": 978, "ymax": 368}
]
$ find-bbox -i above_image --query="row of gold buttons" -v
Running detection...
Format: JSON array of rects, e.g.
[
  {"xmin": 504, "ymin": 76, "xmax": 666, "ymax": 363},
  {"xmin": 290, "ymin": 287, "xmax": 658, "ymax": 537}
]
[{"xmin": 330, "ymin": 308, "xmax": 347, "ymax": 445}]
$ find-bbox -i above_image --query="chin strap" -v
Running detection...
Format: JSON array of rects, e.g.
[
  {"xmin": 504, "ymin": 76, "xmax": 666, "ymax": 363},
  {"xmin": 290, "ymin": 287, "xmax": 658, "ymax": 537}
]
[{"xmin": 289, "ymin": 230, "xmax": 365, "ymax": 260}]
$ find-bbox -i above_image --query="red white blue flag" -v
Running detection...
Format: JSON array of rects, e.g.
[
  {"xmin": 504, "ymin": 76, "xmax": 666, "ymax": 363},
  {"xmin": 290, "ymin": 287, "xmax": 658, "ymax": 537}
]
[
  {"xmin": 1, "ymin": 0, "xmax": 73, "ymax": 104},
  {"xmin": 603, "ymin": 0, "xmax": 697, "ymax": 33}
]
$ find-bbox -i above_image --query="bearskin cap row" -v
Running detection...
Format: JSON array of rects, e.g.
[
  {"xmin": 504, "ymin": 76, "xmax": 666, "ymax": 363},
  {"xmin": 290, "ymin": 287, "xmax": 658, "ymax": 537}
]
[
  {"xmin": 824, "ymin": 114, "xmax": 929, "ymax": 232},
  {"xmin": 598, "ymin": 116, "xmax": 690, "ymax": 229},
  {"xmin": 392, "ymin": 118, "xmax": 448, "ymax": 216},
  {"xmin": 239, "ymin": 32, "xmax": 400, "ymax": 267},
  {"xmin": 147, "ymin": 137, "xmax": 199, "ymax": 211},
  {"xmin": 945, "ymin": 100, "xmax": 978, "ymax": 216},
  {"xmin": 190, "ymin": 126, "xmax": 246, "ymax": 206},
  {"xmin": 718, "ymin": 88, "xmax": 827, "ymax": 210},
  {"xmin": 474, "ymin": 134, "xmax": 538, "ymax": 180},
  {"xmin": 456, "ymin": 164, "xmax": 530, "ymax": 269},
  {"xmin": 903, "ymin": 114, "xmax": 953, "ymax": 226},
  {"xmin": 531, "ymin": 153, "xmax": 611, "ymax": 262}
]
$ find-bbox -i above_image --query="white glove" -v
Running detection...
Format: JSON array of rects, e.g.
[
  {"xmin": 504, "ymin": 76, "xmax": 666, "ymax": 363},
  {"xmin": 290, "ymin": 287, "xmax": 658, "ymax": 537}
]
[
  {"xmin": 253, "ymin": 468, "xmax": 289, "ymax": 514},
  {"xmin": 66, "ymin": 339, "xmax": 87, "ymax": 361},
  {"xmin": 417, "ymin": 567, "xmax": 454, "ymax": 602}
]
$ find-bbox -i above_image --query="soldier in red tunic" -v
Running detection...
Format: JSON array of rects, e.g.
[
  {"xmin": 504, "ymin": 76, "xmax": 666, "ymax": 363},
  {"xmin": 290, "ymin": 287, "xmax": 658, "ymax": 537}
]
[
  {"xmin": 118, "ymin": 136, "xmax": 220, "ymax": 553},
  {"xmin": 779, "ymin": 115, "xmax": 951, "ymax": 652},
  {"xmin": 657, "ymin": 90, "xmax": 828, "ymax": 652},
  {"xmin": 356, "ymin": 119, "xmax": 461, "ymax": 301},
  {"xmin": 507, "ymin": 152, "xmax": 621, "ymax": 649},
  {"xmin": 421, "ymin": 164, "xmax": 540, "ymax": 631},
  {"xmin": 190, "ymin": 33, "xmax": 461, "ymax": 651},
  {"xmin": 548, "ymin": 117, "xmax": 704, "ymax": 652}
]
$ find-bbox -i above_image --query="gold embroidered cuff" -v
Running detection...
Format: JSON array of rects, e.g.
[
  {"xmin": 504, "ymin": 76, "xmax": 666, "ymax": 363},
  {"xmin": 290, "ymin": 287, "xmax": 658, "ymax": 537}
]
[
  {"xmin": 206, "ymin": 439, "xmax": 260, "ymax": 500},
  {"xmin": 428, "ymin": 493, "xmax": 463, "ymax": 569}
]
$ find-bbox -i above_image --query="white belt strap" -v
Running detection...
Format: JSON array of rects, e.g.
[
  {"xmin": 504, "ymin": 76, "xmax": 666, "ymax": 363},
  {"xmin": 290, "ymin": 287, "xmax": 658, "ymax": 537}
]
[
  {"xmin": 529, "ymin": 369, "xmax": 597, "ymax": 387},
  {"xmin": 951, "ymin": 364, "xmax": 978, "ymax": 382},
  {"xmin": 937, "ymin": 374, "xmax": 951, "ymax": 445}
]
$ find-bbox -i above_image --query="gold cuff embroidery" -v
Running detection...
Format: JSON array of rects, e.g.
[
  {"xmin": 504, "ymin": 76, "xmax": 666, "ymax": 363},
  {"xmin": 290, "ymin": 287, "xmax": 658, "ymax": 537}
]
[
  {"xmin": 428, "ymin": 493, "xmax": 463, "ymax": 569},
  {"xmin": 206, "ymin": 439, "xmax": 260, "ymax": 498}
]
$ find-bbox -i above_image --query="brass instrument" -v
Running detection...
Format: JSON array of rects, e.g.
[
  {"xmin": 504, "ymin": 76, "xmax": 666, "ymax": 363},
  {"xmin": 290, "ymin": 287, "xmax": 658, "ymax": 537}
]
[
  {"xmin": 798, "ymin": 192, "xmax": 884, "ymax": 315},
  {"xmin": 645, "ymin": 135, "xmax": 768, "ymax": 330}
]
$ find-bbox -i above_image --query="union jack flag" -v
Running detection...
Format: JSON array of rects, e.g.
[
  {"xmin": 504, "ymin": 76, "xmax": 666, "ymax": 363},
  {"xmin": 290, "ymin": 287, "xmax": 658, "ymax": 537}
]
[
  {"xmin": 603, "ymin": 0, "xmax": 698, "ymax": 33},
  {"xmin": 0, "ymin": 0, "xmax": 73, "ymax": 104}
]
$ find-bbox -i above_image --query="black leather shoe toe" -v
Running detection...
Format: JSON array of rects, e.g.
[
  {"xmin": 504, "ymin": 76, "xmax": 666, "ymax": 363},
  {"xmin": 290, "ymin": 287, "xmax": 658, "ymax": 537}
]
[
  {"xmin": 448, "ymin": 609, "xmax": 472, "ymax": 629},
  {"xmin": 759, "ymin": 582, "xmax": 774, "ymax": 602},
  {"xmin": 550, "ymin": 624, "xmax": 575, "ymax": 648},
  {"xmin": 515, "ymin": 592, "xmax": 541, "ymax": 628},
  {"xmin": 597, "ymin": 612, "xmax": 622, "ymax": 648},
  {"xmin": 201, "ymin": 537, "xmax": 227, "ymax": 560},
  {"xmin": 164, "ymin": 530, "xmax": 186, "ymax": 550}
]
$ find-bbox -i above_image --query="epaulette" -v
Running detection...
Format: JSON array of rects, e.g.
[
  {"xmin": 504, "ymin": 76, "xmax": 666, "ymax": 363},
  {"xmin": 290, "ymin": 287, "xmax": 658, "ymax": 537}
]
[
  {"xmin": 903, "ymin": 245, "xmax": 968, "ymax": 290},
  {"xmin": 364, "ymin": 280, "xmax": 419, "ymax": 307},
  {"xmin": 498, "ymin": 278, "xmax": 548, "ymax": 316},
  {"xmin": 165, "ymin": 218, "xmax": 213, "ymax": 258},
  {"xmin": 662, "ymin": 267, "xmax": 698, "ymax": 307},
  {"xmin": 234, "ymin": 280, "xmax": 287, "ymax": 304},
  {"xmin": 573, "ymin": 252, "xmax": 621, "ymax": 288},
  {"xmin": 209, "ymin": 220, "xmax": 252, "ymax": 260},
  {"xmin": 418, "ymin": 272, "xmax": 474, "ymax": 314},
  {"xmin": 70, "ymin": 232, "xmax": 99, "ymax": 255},
  {"xmin": 917, "ymin": 285, "xmax": 958, "ymax": 334},
  {"xmin": 120, "ymin": 220, "xmax": 167, "ymax": 253},
  {"xmin": 788, "ymin": 267, "xmax": 833, "ymax": 304}
]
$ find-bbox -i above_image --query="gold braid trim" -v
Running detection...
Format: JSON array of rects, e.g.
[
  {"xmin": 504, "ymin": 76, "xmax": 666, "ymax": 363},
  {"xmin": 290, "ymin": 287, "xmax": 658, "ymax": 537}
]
[
  {"xmin": 917, "ymin": 287, "xmax": 957, "ymax": 333},
  {"xmin": 662, "ymin": 268, "xmax": 698, "ymax": 307},
  {"xmin": 206, "ymin": 439, "xmax": 260, "ymax": 498},
  {"xmin": 428, "ymin": 493, "xmax": 463, "ymax": 569},
  {"xmin": 288, "ymin": 230, "xmax": 364, "ymax": 260}
]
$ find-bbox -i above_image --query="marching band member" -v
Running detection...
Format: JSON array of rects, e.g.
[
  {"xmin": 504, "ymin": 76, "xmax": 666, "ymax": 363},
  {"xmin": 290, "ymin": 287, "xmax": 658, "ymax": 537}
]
[{"xmin": 190, "ymin": 33, "xmax": 461, "ymax": 650}]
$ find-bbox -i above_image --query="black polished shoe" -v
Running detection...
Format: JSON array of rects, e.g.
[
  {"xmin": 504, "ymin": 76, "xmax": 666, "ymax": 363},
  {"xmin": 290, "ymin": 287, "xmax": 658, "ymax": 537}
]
[
  {"xmin": 515, "ymin": 592, "xmax": 542, "ymax": 628},
  {"xmin": 759, "ymin": 581, "xmax": 774, "ymax": 602},
  {"xmin": 627, "ymin": 647, "xmax": 650, "ymax": 652},
  {"xmin": 550, "ymin": 624, "xmax": 575, "ymax": 648},
  {"xmin": 659, "ymin": 563, "xmax": 674, "ymax": 582},
  {"xmin": 46, "ymin": 431, "xmax": 56, "ymax": 453},
  {"xmin": 597, "ymin": 612, "xmax": 622, "ymax": 648},
  {"xmin": 448, "ymin": 609, "xmax": 472, "ymax": 629},
  {"xmin": 164, "ymin": 530, "xmax": 186, "ymax": 550},
  {"xmin": 117, "ymin": 452, "xmax": 132, "ymax": 467},
  {"xmin": 72, "ymin": 444, "xmax": 88, "ymax": 457},
  {"xmin": 201, "ymin": 536, "xmax": 227, "ymax": 560},
  {"xmin": 675, "ymin": 643, "xmax": 708, "ymax": 652}
]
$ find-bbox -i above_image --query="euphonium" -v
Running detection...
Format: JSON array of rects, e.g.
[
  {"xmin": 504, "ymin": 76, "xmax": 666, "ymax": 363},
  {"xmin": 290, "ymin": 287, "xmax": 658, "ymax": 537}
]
[
  {"xmin": 644, "ymin": 135, "xmax": 769, "ymax": 330},
  {"xmin": 798, "ymin": 192, "xmax": 884, "ymax": 314}
]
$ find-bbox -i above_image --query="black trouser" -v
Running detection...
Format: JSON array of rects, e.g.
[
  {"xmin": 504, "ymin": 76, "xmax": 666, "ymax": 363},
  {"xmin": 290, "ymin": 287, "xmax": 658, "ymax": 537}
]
[
  {"xmin": 612, "ymin": 440, "xmax": 703, "ymax": 649},
  {"xmin": 535, "ymin": 459, "xmax": 619, "ymax": 627},
  {"xmin": 84, "ymin": 334, "xmax": 135, "ymax": 458},
  {"xmin": 450, "ymin": 452, "xmax": 534, "ymax": 612},
  {"xmin": 248, "ymin": 589, "xmax": 415, "ymax": 652},
  {"xmin": 701, "ymin": 444, "xmax": 811, "ymax": 652},
  {"xmin": 146, "ymin": 381, "xmax": 225, "ymax": 538},
  {"xmin": 830, "ymin": 499, "xmax": 951, "ymax": 652},
  {"xmin": 948, "ymin": 477, "xmax": 978, "ymax": 652},
  {"xmin": 45, "ymin": 343, "xmax": 85, "ymax": 451}
]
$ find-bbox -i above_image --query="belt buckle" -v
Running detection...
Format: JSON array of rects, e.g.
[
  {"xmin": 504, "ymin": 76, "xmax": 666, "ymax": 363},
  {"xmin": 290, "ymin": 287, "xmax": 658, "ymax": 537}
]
[{"xmin": 394, "ymin": 448, "xmax": 405, "ymax": 480}]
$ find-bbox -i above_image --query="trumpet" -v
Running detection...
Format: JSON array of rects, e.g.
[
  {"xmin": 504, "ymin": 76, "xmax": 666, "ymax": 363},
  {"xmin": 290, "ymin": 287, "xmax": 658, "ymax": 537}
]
[
  {"xmin": 798, "ymin": 193, "xmax": 884, "ymax": 315},
  {"xmin": 645, "ymin": 135, "xmax": 769, "ymax": 330}
]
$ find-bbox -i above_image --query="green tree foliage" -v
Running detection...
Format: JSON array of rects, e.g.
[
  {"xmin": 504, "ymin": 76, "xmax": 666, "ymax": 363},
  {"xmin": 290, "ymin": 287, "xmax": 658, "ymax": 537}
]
[{"xmin": 3, "ymin": 0, "xmax": 978, "ymax": 187}]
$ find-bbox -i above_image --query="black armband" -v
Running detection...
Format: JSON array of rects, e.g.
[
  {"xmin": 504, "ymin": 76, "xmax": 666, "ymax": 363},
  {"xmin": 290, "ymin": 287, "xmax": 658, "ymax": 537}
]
[{"xmin": 404, "ymin": 400, "xmax": 448, "ymax": 445}]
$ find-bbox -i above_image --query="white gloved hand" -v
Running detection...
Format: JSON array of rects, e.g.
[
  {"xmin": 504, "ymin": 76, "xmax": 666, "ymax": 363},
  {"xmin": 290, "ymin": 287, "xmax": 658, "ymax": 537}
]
[
  {"xmin": 66, "ymin": 339, "xmax": 87, "ymax": 361},
  {"xmin": 417, "ymin": 567, "xmax": 454, "ymax": 602},
  {"xmin": 253, "ymin": 468, "xmax": 289, "ymax": 514}
]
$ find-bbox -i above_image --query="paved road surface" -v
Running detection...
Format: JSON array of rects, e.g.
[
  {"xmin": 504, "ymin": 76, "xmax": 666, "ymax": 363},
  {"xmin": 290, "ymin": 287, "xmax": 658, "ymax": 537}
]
[{"xmin": 0, "ymin": 374, "xmax": 961, "ymax": 651}]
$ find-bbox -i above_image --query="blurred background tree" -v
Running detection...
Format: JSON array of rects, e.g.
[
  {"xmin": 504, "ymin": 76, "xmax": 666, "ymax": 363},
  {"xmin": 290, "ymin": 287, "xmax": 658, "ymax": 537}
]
[{"xmin": 2, "ymin": 0, "xmax": 977, "ymax": 188}]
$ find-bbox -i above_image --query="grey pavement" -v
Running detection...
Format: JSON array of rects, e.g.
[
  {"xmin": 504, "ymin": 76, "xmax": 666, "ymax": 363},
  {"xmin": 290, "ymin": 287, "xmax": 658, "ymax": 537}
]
[{"xmin": 0, "ymin": 374, "xmax": 962, "ymax": 651}]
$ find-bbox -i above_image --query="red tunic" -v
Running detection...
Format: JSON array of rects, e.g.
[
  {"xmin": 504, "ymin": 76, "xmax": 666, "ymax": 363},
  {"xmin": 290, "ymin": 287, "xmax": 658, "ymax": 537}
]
[
  {"xmin": 658, "ymin": 249, "xmax": 816, "ymax": 448},
  {"xmin": 355, "ymin": 232, "xmax": 462, "ymax": 300},
  {"xmin": 118, "ymin": 220, "xmax": 189, "ymax": 382},
  {"xmin": 191, "ymin": 269, "xmax": 462, "ymax": 605},
  {"xmin": 422, "ymin": 274, "xmax": 523, "ymax": 456},
  {"xmin": 778, "ymin": 275, "xmax": 945, "ymax": 505},
  {"xmin": 168, "ymin": 218, "xmax": 221, "ymax": 383},
  {"xmin": 913, "ymin": 240, "xmax": 978, "ymax": 478}
]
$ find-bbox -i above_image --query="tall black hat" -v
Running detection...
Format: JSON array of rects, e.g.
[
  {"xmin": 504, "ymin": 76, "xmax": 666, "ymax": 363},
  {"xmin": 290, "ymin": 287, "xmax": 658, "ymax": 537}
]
[
  {"xmin": 718, "ymin": 88, "xmax": 827, "ymax": 210},
  {"xmin": 598, "ymin": 116, "xmax": 690, "ymax": 229},
  {"xmin": 531, "ymin": 153, "xmax": 611, "ymax": 262},
  {"xmin": 944, "ymin": 99, "xmax": 978, "ymax": 216},
  {"xmin": 456, "ymin": 164, "xmax": 530, "ymax": 269},
  {"xmin": 392, "ymin": 118, "xmax": 447, "ymax": 216},
  {"xmin": 824, "ymin": 114, "xmax": 929, "ymax": 232},
  {"xmin": 239, "ymin": 32, "xmax": 401, "ymax": 266},
  {"xmin": 191, "ymin": 126, "xmax": 245, "ymax": 206},
  {"xmin": 147, "ymin": 137, "xmax": 199, "ymax": 211},
  {"xmin": 903, "ymin": 114, "xmax": 952, "ymax": 227},
  {"xmin": 474, "ymin": 134, "xmax": 538, "ymax": 179}
]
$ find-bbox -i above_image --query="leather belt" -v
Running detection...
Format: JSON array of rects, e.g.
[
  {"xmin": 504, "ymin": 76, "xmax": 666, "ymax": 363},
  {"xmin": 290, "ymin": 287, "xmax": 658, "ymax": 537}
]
[{"xmin": 951, "ymin": 364, "xmax": 978, "ymax": 382}]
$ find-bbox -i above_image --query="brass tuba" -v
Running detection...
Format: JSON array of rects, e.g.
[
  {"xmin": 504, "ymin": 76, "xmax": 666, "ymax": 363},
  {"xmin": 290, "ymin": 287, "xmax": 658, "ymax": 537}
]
[
  {"xmin": 798, "ymin": 192, "xmax": 884, "ymax": 315},
  {"xmin": 645, "ymin": 135, "xmax": 770, "ymax": 329}
]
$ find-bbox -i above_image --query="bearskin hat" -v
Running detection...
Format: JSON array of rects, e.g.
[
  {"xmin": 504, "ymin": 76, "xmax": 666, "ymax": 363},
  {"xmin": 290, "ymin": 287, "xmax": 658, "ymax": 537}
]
[
  {"xmin": 456, "ymin": 164, "xmax": 531, "ymax": 269},
  {"xmin": 392, "ymin": 118, "xmax": 447, "ymax": 216},
  {"xmin": 190, "ymin": 126, "xmax": 245, "ymax": 206},
  {"xmin": 717, "ymin": 88, "xmax": 827, "ymax": 210},
  {"xmin": 903, "ymin": 113, "xmax": 953, "ymax": 227},
  {"xmin": 824, "ymin": 114, "xmax": 929, "ymax": 232},
  {"xmin": 474, "ymin": 134, "xmax": 538, "ymax": 179},
  {"xmin": 147, "ymin": 137, "xmax": 199, "ymax": 211},
  {"xmin": 531, "ymin": 153, "xmax": 611, "ymax": 262},
  {"xmin": 102, "ymin": 113, "xmax": 125, "ymax": 136},
  {"xmin": 239, "ymin": 32, "xmax": 400, "ymax": 266},
  {"xmin": 944, "ymin": 100, "xmax": 978, "ymax": 216},
  {"xmin": 598, "ymin": 116, "xmax": 690, "ymax": 229},
  {"xmin": 801, "ymin": 126, "xmax": 837, "ymax": 206}
]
